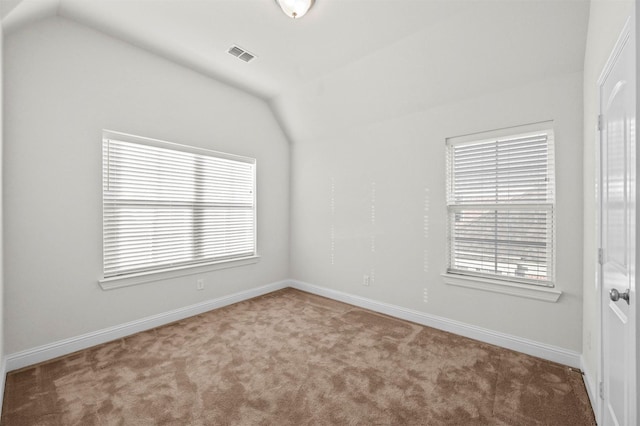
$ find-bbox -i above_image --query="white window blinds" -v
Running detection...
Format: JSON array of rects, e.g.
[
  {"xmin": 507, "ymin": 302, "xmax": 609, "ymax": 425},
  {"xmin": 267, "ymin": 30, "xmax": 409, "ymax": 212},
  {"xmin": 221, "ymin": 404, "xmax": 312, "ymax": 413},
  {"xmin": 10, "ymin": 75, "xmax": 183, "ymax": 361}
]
[
  {"xmin": 103, "ymin": 133, "xmax": 256, "ymax": 278},
  {"xmin": 446, "ymin": 129, "xmax": 555, "ymax": 286}
]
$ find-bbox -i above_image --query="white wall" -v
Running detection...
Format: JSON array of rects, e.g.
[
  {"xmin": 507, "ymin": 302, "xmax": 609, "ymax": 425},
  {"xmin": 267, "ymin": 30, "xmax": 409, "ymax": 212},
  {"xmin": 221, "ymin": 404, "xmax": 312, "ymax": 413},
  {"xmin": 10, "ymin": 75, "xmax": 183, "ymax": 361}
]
[
  {"xmin": 3, "ymin": 16, "xmax": 290, "ymax": 354},
  {"xmin": 581, "ymin": 0, "xmax": 634, "ymax": 395},
  {"xmin": 0, "ymin": 0, "xmax": 592, "ymax": 373},
  {"xmin": 289, "ymin": 70, "xmax": 584, "ymax": 351},
  {"xmin": 272, "ymin": 1, "xmax": 587, "ymax": 147},
  {"xmin": 0, "ymin": 17, "xmax": 6, "ymax": 398}
]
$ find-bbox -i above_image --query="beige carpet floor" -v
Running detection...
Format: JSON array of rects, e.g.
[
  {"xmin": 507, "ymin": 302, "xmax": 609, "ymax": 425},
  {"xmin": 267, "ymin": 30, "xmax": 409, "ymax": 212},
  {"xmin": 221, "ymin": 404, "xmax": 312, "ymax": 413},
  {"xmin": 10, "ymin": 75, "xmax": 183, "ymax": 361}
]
[{"xmin": 2, "ymin": 288, "xmax": 595, "ymax": 425}]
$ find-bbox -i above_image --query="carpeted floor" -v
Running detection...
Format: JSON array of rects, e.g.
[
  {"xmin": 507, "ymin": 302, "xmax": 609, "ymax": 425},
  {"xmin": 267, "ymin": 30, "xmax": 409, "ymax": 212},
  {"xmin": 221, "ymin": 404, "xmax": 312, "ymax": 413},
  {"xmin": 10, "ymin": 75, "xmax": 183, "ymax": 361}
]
[{"xmin": 2, "ymin": 288, "xmax": 595, "ymax": 425}]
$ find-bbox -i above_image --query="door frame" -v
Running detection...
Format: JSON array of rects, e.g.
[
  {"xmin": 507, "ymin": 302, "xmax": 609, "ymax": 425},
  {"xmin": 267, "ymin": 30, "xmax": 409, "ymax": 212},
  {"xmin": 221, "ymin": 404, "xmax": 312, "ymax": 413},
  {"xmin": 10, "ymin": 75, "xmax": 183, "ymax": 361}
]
[{"xmin": 596, "ymin": 15, "xmax": 637, "ymax": 426}]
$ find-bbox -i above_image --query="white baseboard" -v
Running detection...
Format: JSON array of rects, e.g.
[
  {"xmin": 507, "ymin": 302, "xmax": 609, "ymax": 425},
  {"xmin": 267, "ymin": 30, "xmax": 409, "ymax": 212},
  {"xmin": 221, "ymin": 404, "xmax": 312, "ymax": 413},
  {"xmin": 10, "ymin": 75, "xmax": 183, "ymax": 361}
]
[
  {"xmin": 5, "ymin": 280, "xmax": 289, "ymax": 372},
  {"xmin": 581, "ymin": 356, "xmax": 600, "ymax": 423},
  {"xmin": 289, "ymin": 280, "xmax": 582, "ymax": 368},
  {"xmin": 5, "ymin": 278, "xmax": 582, "ymax": 374}
]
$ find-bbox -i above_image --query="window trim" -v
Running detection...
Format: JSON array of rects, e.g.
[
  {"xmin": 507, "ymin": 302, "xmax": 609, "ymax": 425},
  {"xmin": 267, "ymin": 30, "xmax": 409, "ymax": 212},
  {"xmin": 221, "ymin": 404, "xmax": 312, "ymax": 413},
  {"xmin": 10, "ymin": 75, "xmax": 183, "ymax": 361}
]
[
  {"xmin": 100, "ymin": 130, "xmax": 258, "ymax": 287},
  {"xmin": 441, "ymin": 272, "xmax": 561, "ymax": 302},
  {"xmin": 445, "ymin": 121, "xmax": 556, "ymax": 290}
]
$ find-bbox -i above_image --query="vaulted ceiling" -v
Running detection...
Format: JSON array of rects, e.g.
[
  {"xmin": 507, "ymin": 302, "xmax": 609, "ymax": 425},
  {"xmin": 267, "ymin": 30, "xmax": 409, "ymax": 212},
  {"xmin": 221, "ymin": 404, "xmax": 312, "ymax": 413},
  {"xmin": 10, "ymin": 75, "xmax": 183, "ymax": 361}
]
[{"xmin": 2, "ymin": 0, "xmax": 590, "ymax": 143}]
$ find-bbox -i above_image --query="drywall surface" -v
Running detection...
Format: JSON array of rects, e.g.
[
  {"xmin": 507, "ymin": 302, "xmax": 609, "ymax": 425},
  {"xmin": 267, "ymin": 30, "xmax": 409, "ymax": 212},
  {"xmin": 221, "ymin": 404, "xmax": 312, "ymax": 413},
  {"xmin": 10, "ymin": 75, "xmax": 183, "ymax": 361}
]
[
  {"xmin": 290, "ymin": 71, "xmax": 584, "ymax": 351},
  {"xmin": 271, "ymin": 1, "xmax": 588, "ymax": 146},
  {"xmin": 0, "ymin": 20, "xmax": 5, "ymax": 383},
  {"xmin": 581, "ymin": 0, "xmax": 633, "ymax": 386},
  {"xmin": 4, "ymin": 17, "xmax": 290, "ymax": 354}
]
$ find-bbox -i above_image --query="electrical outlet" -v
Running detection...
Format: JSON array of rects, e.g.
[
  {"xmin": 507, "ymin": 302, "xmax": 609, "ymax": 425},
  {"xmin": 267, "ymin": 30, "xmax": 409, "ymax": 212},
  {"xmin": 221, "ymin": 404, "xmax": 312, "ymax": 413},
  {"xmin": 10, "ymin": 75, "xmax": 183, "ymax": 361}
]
[
  {"xmin": 196, "ymin": 279, "xmax": 204, "ymax": 291},
  {"xmin": 423, "ymin": 288, "xmax": 428, "ymax": 304},
  {"xmin": 363, "ymin": 274, "xmax": 370, "ymax": 286}
]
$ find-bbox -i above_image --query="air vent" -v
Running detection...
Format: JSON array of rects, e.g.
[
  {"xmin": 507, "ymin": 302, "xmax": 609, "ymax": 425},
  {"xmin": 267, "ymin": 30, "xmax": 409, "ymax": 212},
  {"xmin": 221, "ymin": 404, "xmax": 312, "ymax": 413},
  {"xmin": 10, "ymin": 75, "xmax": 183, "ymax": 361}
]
[
  {"xmin": 228, "ymin": 45, "xmax": 256, "ymax": 63},
  {"xmin": 239, "ymin": 52, "xmax": 255, "ymax": 62},
  {"xmin": 228, "ymin": 46, "xmax": 243, "ymax": 57}
]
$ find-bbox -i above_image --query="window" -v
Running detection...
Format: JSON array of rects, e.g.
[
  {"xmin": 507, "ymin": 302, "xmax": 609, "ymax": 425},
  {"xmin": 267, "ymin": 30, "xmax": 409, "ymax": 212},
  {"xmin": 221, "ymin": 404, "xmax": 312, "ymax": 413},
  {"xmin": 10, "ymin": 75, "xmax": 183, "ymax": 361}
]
[
  {"xmin": 446, "ymin": 125, "xmax": 555, "ymax": 287},
  {"xmin": 102, "ymin": 131, "xmax": 256, "ymax": 279}
]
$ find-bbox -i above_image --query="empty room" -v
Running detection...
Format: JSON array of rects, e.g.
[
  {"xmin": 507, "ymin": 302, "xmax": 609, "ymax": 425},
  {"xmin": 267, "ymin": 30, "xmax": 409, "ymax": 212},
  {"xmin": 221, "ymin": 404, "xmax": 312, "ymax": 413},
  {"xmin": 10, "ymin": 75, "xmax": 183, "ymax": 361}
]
[{"xmin": 0, "ymin": 0, "xmax": 638, "ymax": 424}]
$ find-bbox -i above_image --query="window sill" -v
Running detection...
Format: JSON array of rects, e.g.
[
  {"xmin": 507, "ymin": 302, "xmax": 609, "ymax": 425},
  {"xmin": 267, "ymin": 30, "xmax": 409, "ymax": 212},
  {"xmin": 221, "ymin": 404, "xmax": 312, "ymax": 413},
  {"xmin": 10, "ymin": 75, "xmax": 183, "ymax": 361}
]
[
  {"xmin": 441, "ymin": 273, "xmax": 562, "ymax": 303},
  {"xmin": 98, "ymin": 255, "xmax": 261, "ymax": 290}
]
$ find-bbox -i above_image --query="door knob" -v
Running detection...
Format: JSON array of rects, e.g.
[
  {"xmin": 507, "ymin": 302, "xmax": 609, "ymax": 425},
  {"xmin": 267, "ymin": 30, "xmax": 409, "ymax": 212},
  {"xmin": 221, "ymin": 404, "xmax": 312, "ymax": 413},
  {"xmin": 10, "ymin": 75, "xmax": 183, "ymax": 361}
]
[{"xmin": 610, "ymin": 288, "xmax": 630, "ymax": 304}]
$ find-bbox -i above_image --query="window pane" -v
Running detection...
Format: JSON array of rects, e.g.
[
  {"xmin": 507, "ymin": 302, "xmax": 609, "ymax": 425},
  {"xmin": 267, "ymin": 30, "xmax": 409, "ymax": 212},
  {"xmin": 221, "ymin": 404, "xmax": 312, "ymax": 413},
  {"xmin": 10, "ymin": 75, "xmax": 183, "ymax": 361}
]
[
  {"xmin": 449, "ymin": 209, "xmax": 552, "ymax": 281},
  {"xmin": 103, "ymin": 133, "xmax": 256, "ymax": 278},
  {"xmin": 446, "ymin": 128, "xmax": 555, "ymax": 286}
]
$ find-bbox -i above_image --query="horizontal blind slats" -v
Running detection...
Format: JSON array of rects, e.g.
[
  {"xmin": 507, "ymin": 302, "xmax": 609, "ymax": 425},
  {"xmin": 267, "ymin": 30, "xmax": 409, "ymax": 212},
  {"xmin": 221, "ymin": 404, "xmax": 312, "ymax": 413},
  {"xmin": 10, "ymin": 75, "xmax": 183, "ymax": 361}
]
[
  {"xmin": 103, "ymin": 136, "xmax": 256, "ymax": 278},
  {"xmin": 446, "ymin": 129, "xmax": 555, "ymax": 285}
]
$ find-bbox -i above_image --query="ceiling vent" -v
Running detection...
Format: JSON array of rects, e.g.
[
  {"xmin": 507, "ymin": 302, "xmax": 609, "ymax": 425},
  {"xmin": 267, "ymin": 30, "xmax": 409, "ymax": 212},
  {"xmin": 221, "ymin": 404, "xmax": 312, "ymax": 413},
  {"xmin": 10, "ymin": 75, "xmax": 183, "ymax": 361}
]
[{"xmin": 228, "ymin": 45, "xmax": 256, "ymax": 63}]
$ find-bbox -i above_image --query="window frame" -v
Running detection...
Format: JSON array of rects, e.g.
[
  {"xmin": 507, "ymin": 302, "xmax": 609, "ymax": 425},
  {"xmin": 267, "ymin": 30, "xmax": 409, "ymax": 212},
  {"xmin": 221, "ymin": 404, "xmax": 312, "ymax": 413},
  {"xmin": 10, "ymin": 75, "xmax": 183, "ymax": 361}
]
[
  {"xmin": 99, "ymin": 130, "xmax": 259, "ymax": 290},
  {"xmin": 443, "ymin": 122, "xmax": 558, "ymax": 298}
]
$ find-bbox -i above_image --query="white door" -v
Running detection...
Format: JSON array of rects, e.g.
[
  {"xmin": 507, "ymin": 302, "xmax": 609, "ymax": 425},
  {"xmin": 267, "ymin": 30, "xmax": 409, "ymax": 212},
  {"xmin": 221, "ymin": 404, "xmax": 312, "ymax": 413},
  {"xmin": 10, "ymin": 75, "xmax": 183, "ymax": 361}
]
[{"xmin": 599, "ymin": 19, "xmax": 636, "ymax": 426}]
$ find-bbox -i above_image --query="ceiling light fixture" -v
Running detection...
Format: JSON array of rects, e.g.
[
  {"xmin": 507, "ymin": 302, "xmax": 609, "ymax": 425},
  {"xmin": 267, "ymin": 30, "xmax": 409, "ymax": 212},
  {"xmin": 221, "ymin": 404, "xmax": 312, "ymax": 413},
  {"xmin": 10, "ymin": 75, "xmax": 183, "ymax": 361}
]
[{"xmin": 275, "ymin": 0, "xmax": 315, "ymax": 19}]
